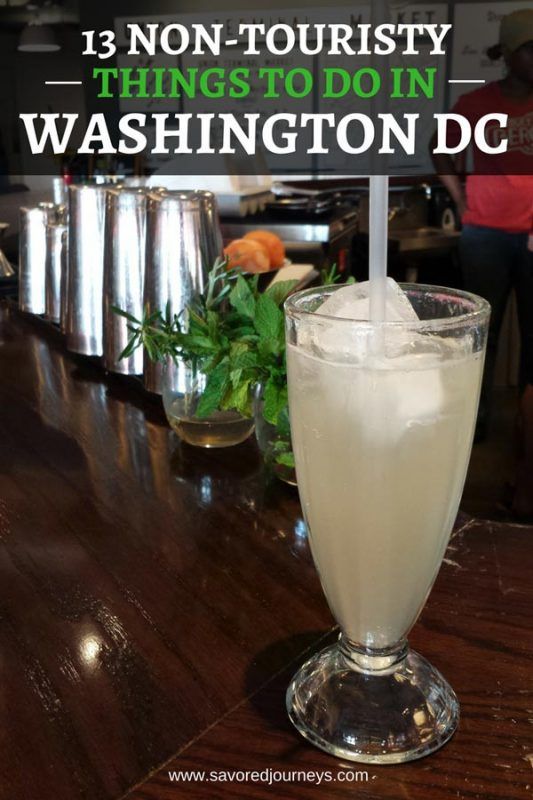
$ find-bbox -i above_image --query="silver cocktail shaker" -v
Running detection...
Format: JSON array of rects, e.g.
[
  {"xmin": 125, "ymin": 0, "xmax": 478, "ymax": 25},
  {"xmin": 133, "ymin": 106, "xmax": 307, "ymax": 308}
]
[
  {"xmin": 143, "ymin": 191, "xmax": 207, "ymax": 394},
  {"xmin": 194, "ymin": 190, "xmax": 223, "ymax": 272},
  {"xmin": 52, "ymin": 176, "xmax": 68, "ymax": 207},
  {"xmin": 45, "ymin": 216, "xmax": 67, "ymax": 324},
  {"xmin": 103, "ymin": 187, "xmax": 150, "ymax": 375},
  {"xmin": 65, "ymin": 184, "xmax": 115, "ymax": 356},
  {"xmin": 19, "ymin": 202, "xmax": 58, "ymax": 314},
  {"xmin": 59, "ymin": 229, "xmax": 69, "ymax": 334}
]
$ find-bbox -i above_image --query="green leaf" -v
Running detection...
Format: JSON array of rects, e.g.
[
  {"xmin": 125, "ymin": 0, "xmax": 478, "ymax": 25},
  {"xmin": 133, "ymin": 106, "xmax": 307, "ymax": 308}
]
[
  {"xmin": 143, "ymin": 308, "xmax": 163, "ymax": 326},
  {"xmin": 320, "ymin": 263, "xmax": 340, "ymax": 286},
  {"xmin": 231, "ymin": 349, "xmax": 259, "ymax": 370},
  {"xmin": 144, "ymin": 337, "xmax": 156, "ymax": 362},
  {"xmin": 177, "ymin": 334, "xmax": 218, "ymax": 355},
  {"xmin": 320, "ymin": 264, "xmax": 357, "ymax": 288},
  {"xmin": 119, "ymin": 336, "xmax": 139, "ymax": 360},
  {"xmin": 188, "ymin": 308, "xmax": 209, "ymax": 332},
  {"xmin": 222, "ymin": 379, "xmax": 253, "ymax": 417},
  {"xmin": 233, "ymin": 381, "xmax": 253, "ymax": 416},
  {"xmin": 254, "ymin": 294, "xmax": 283, "ymax": 342},
  {"xmin": 276, "ymin": 404, "xmax": 291, "ymax": 439},
  {"xmin": 257, "ymin": 337, "xmax": 281, "ymax": 361},
  {"xmin": 207, "ymin": 310, "xmax": 220, "ymax": 340},
  {"xmin": 264, "ymin": 280, "xmax": 298, "ymax": 308},
  {"xmin": 196, "ymin": 360, "xmax": 230, "ymax": 418},
  {"xmin": 229, "ymin": 341, "xmax": 248, "ymax": 360},
  {"xmin": 198, "ymin": 352, "xmax": 223, "ymax": 374},
  {"xmin": 112, "ymin": 306, "xmax": 141, "ymax": 324},
  {"xmin": 229, "ymin": 275, "xmax": 256, "ymax": 319},
  {"xmin": 275, "ymin": 451, "xmax": 295, "ymax": 469},
  {"xmin": 230, "ymin": 368, "xmax": 243, "ymax": 389},
  {"xmin": 263, "ymin": 379, "xmax": 288, "ymax": 426},
  {"xmin": 192, "ymin": 336, "xmax": 218, "ymax": 352},
  {"xmin": 227, "ymin": 324, "xmax": 257, "ymax": 341}
]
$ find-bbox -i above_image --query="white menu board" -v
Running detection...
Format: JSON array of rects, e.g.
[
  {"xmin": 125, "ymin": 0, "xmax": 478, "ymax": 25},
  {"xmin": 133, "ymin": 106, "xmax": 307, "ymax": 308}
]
[
  {"xmin": 114, "ymin": 5, "xmax": 449, "ymax": 46},
  {"xmin": 117, "ymin": 52, "xmax": 179, "ymax": 113},
  {"xmin": 178, "ymin": 49, "xmax": 315, "ymax": 173},
  {"xmin": 112, "ymin": 4, "xmax": 451, "ymax": 175},
  {"xmin": 316, "ymin": 41, "xmax": 447, "ymax": 174},
  {"xmin": 450, "ymin": 1, "xmax": 532, "ymax": 103}
]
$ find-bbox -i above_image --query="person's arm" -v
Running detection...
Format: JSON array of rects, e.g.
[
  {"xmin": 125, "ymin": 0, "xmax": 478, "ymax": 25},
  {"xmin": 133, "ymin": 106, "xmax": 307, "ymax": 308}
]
[{"xmin": 429, "ymin": 131, "xmax": 468, "ymax": 218}]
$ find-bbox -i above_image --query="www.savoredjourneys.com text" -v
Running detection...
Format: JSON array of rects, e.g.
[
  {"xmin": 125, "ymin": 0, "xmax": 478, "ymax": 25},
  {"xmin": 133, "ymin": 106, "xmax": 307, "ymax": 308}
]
[{"xmin": 168, "ymin": 768, "xmax": 373, "ymax": 786}]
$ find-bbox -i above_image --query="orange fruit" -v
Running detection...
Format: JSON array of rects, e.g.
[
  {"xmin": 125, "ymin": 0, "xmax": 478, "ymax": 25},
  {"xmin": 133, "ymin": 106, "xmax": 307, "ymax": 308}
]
[
  {"xmin": 224, "ymin": 238, "xmax": 271, "ymax": 273},
  {"xmin": 244, "ymin": 230, "xmax": 286, "ymax": 269}
]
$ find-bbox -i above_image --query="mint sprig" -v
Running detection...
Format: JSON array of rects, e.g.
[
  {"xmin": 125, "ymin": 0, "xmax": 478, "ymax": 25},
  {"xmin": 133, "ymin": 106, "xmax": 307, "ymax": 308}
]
[{"xmin": 115, "ymin": 260, "xmax": 353, "ymax": 471}]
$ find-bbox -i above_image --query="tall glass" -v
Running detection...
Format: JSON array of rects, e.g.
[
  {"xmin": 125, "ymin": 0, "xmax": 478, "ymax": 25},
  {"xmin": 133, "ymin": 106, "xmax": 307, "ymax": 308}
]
[{"xmin": 285, "ymin": 284, "xmax": 490, "ymax": 763}]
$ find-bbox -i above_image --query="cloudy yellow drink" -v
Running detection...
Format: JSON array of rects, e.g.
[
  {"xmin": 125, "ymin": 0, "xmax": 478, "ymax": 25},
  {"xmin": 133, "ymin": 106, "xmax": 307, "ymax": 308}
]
[{"xmin": 287, "ymin": 340, "xmax": 483, "ymax": 647}]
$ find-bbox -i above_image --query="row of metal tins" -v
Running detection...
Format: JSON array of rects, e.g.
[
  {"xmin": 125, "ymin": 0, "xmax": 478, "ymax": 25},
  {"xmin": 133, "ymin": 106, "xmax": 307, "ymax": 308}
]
[{"xmin": 19, "ymin": 185, "xmax": 223, "ymax": 394}]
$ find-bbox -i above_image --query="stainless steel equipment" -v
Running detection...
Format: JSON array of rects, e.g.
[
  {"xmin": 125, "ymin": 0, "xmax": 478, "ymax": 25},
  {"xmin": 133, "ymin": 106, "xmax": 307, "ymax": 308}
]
[
  {"xmin": 221, "ymin": 206, "xmax": 358, "ymax": 273},
  {"xmin": 358, "ymin": 185, "xmax": 429, "ymax": 233},
  {"xmin": 45, "ymin": 218, "xmax": 67, "ymax": 323},
  {"xmin": 59, "ymin": 228, "xmax": 69, "ymax": 334},
  {"xmin": 103, "ymin": 187, "xmax": 150, "ymax": 375},
  {"xmin": 19, "ymin": 202, "xmax": 58, "ymax": 314},
  {"xmin": 0, "ymin": 223, "xmax": 14, "ymax": 278},
  {"xmin": 143, "ymin": 191, "xmax": 206, "ymax": 394},
  {"xmin": 66, "ymin": 184, "xmax": 116, "ymax": 356},
  {"xmin": 195, "ymin": 190, "xmax": 224, "ymax": 271},
  {"xmin": 52, "ymin": 177, "xmax": 68, "ymax": 207}
]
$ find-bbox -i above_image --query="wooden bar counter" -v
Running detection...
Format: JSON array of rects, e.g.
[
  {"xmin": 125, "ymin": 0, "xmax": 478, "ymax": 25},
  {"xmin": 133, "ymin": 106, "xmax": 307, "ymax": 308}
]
[{"xmin": 0, "ymin": 302, "xmax": 532, "ymax": 800}]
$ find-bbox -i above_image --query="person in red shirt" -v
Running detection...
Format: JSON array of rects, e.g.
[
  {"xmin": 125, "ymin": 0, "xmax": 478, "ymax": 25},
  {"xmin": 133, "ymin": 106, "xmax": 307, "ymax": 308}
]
[{"xmin": 432, "ymin": 9, "xmax": 533, "ymax": 518}]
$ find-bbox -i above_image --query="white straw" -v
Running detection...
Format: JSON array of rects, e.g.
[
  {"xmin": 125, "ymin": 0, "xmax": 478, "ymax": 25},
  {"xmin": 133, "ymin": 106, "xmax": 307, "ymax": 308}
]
[{"xmin": 369, "ymin": 175, "xmax": 389, "ymax": 323}]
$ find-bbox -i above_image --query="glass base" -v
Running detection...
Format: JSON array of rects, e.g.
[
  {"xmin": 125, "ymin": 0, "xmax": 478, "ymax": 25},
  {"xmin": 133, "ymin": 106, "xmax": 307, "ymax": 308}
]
[
  {"xmin": 167, "ymin": 408, "xmax": 254, "ymax": 448},
  {"xmin": 287, "ymin": 636, "xmax": 459, "ymax": 764}
]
